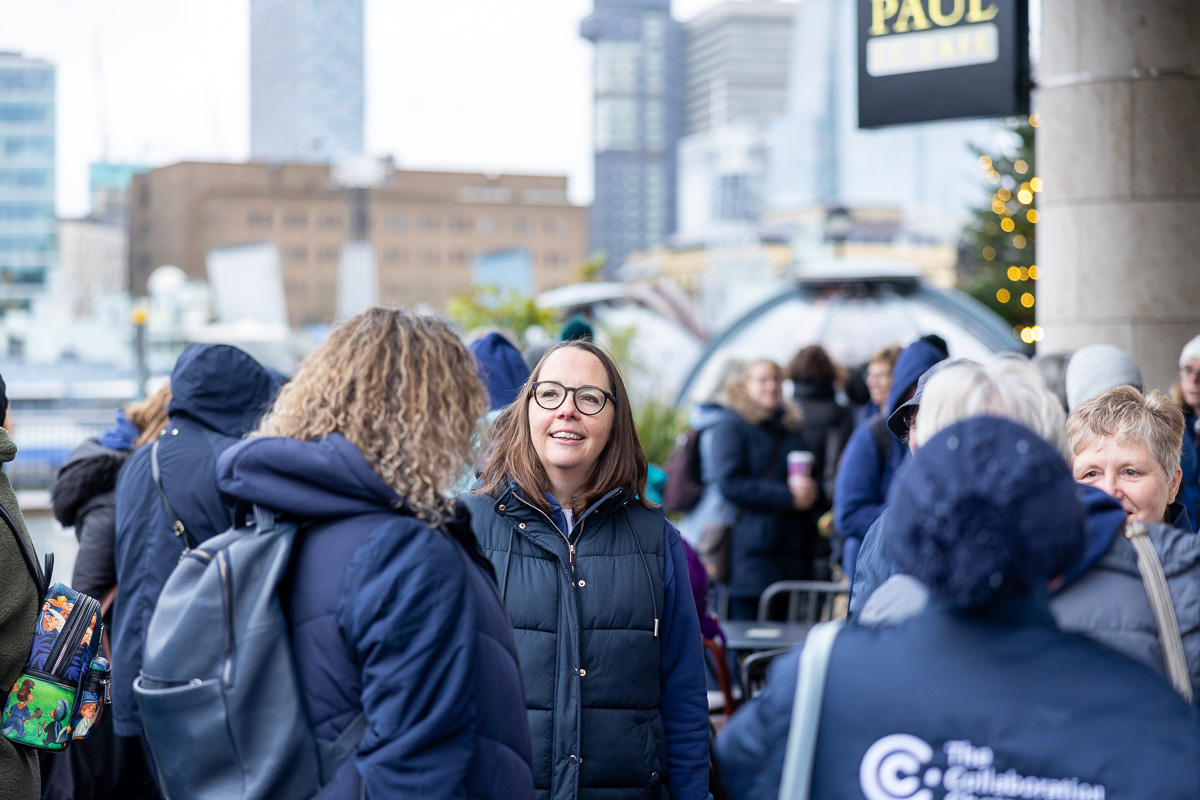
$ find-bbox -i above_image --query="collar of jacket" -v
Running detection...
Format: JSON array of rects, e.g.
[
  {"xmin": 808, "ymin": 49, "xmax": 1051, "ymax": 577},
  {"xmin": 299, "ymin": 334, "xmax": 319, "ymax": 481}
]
[{"xmin": 492, "ymin": 480, "xmax": 631, "ymax": 530}]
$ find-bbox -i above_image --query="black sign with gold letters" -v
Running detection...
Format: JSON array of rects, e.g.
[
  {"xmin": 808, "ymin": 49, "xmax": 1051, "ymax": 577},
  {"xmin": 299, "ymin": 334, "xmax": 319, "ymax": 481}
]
[{"xmin": 857, "ymin": 0, "xmax": 1030, "ymax": 127}]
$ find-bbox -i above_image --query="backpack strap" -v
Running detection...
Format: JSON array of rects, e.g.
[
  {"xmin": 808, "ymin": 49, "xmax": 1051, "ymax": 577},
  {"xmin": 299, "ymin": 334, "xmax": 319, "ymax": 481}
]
[
  {"xmin": 778, "ymin": 620, "xmax": 844, "ymax": 800},
  {"xmin": 151, "ymin": 438, "xmax": 199, "ymax": 550},
  {"xmin": 0, "ymin": 499, "xmax": 46, "ymax": 597},
  {"xmin": 1124, "ymin": 520, "xmax": 1193, "ymax": 703},
  {"xmin": 317, "ymin": 711, "xmax": 368, "ymax": 783}
]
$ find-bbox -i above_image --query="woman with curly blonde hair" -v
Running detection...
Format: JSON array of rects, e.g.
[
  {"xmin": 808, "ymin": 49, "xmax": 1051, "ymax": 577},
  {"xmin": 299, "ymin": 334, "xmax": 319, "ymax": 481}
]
[{"xmin": 216, "ymin": 307, "xmax": 534, "ymax": 799}]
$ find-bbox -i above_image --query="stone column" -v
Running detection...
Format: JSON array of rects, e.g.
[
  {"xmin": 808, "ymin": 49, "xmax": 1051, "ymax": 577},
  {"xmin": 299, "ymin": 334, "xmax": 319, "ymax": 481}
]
[{"xmin": 1037, "ymin": 0, "xmax": 1200, "ymax": 392}]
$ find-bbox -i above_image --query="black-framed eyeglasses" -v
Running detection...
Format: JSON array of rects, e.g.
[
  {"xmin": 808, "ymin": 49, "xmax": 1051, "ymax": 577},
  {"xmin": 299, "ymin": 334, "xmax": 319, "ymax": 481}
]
[{"xmin": 530, "ymin": 381, "xmax": 615, "ymax": 416}]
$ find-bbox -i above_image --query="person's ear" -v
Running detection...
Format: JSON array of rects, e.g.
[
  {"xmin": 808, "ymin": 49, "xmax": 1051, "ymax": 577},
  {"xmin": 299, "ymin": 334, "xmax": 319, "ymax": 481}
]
[{"xmin": 1169, "ymin": 465, "xmax": 1184, "ymax": 502}]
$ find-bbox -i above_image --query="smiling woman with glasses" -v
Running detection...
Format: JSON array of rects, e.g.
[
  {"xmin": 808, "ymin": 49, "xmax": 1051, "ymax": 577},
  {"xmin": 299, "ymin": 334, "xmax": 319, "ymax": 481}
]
[{"xmin": 463, "ymin": 340, "xmax": 710, "ymax": 800}]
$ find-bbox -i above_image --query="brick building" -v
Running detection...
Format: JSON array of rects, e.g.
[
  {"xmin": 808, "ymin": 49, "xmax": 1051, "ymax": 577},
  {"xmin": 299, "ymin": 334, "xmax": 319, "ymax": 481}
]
[{"xmin": 128, "ymin": 161, "xmax": 588, "ymax": 324}]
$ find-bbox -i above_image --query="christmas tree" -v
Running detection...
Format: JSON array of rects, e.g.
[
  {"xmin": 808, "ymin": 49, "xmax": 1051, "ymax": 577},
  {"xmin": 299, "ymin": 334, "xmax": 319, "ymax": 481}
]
[{"xmin": 959, "ymin": 114, "xmax": 1043, "ymax": 344}]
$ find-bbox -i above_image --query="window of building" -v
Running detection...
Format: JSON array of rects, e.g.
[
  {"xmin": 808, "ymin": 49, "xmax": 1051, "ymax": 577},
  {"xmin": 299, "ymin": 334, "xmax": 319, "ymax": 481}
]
[
  {"xmin": 281, "ymin": 245, "xmax": 308, "ymax": 261},
  {"xmin": 318, "ymin": 246, "xmax": 340, "ymax": 262},
  {"xmin": 0, "ymin": 103, "xmax": 52, "ymax": 123},
  {"xmin": 317, "ymin": 213, "xmax": 342, "ymax": 230},
  {"xmin": 248, "ymin": 211, "xmax": 273, "ymax": 228},
  {"xmin": 385, "ymin": 214, "xmax": 409, "ymax": 231},
  {"xmin": 450, "ymin": 250, "xmax": 471, "ymax": 265},
  {"xmin": 420, "ymin": 249, "xmax": 441, "ymax": 265},
  {"xmin": 283, "ymin": 212, "xmax": 308, "ymax": 229},
  {"xmin": 545, "ymin": 217, "xmax": 568, "ymax": 236},
  {"xmin": 0, "ymin": 71, "xmax": 53, "ymax": 90},
  {"xmin": 514, "ymin": 217, "xmax": 536, "ymax": 234},
  {"xmin": 450, "ymin": 216, "xmax": 473, "ymax": 233},
  {"xmin": 418, "ymin": 216, "xmax": 442, "ymax": 232},
  {"xmin": 478, "ymin": 215, "xmax": 498, "ymax": 234}
]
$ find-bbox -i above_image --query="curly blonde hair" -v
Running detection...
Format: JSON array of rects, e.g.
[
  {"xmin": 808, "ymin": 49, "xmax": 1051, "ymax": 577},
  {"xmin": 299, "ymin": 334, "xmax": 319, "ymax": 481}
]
[{"xmin": 254, "ymin": 307, "xmax": 487, "ymax": 526}]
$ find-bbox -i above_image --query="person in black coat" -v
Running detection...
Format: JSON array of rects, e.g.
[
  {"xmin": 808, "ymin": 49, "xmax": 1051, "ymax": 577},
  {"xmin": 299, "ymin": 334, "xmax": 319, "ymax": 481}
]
[
  {"xmin": 710, "ymin": 359, "xmax": 826, "ymax": 620},
  {"xmin": 786, "ymin": 344, "xmax": 852, "ymax": 499}
]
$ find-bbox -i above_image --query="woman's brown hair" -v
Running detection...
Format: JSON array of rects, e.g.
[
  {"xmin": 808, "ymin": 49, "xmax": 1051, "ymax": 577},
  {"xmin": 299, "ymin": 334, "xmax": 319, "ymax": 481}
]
[
  {"xmin": 474, "ymin": 340, "xmax": 650, "ymax": 515},
  {"xmin": 129, "ymin": 381, "xmax": 173, "ymax": 449}
]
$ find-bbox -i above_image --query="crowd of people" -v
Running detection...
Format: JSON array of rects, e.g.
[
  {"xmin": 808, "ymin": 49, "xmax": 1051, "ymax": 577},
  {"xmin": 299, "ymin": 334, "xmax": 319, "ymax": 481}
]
[{"xmin": 2, "ymin": 309, "xmax": 1200, "ymax": 799}]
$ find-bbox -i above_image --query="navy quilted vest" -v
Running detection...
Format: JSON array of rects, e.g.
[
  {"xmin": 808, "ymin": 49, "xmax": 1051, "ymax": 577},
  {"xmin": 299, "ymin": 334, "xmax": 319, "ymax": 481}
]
[{"xmin": 463, "ymin": 483, "xmax": 668, "ymax": 800}]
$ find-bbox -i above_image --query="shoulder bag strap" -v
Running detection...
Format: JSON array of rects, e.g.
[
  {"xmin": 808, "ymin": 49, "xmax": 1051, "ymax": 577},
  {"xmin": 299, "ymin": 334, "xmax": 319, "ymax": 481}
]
[
  {"xmin": 778, "ymin": 619, "xmax": 845, "ymax": 800},
  {"xmin": 0, "ymin": 499, "xmax": 45, "ymax": 597},
  {"xmin": 151, "ymin": 438, "xmax": 198, "ymax": 550},
  {"xmin": 1124, "ymin": 520, "xmax": 1193, "ymax": 703}
]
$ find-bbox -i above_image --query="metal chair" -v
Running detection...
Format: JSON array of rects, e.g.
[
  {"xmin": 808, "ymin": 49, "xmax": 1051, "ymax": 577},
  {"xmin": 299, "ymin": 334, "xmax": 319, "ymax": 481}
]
[
  {"xmin": 756, "ymin": 580, "xmax": 848, "ymax": 623},
  {"xmin": 739, "ymin": 646, "xmax": 792, "ymax": 701}
]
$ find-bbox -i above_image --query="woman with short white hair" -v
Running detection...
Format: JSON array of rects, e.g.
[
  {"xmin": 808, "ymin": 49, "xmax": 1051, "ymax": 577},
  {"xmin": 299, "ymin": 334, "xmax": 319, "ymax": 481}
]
[{"xmin": 1067, "ymin": 385, "xmax": 1187, "ymax": 528}]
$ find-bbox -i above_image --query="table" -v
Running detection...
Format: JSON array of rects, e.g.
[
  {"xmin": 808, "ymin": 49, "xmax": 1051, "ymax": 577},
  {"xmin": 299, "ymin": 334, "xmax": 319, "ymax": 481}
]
[{"xmin": 720, "ymin": 620, "xmax": 813, "ymax": 653}]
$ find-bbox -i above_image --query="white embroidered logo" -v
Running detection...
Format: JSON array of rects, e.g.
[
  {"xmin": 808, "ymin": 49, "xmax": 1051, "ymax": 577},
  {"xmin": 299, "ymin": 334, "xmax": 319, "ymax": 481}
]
[
  {"xmin": 858, "ymin": 735, "xmax": 1108, "ymax": 800},
  {"xmin": 860, "ymin": 734, "xmax": 935, "ymax": 800}
]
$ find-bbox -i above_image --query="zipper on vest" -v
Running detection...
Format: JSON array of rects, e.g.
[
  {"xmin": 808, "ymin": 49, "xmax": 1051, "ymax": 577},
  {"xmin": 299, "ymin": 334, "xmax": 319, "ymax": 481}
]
[{"xmin": 512, "ymin": 492, "xmax": 572, "ymax": 552}]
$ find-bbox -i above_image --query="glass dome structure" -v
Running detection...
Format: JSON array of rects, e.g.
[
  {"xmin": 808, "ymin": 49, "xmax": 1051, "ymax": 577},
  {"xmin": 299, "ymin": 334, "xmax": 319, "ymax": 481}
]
[{"xmin": 678, "ymin": 260, "xmax": 1022, "ymax": 405}]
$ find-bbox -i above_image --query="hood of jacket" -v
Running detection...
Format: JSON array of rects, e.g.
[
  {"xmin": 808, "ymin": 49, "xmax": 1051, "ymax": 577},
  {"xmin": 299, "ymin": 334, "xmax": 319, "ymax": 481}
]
[
  {"xmin": 885, "ymin": 338, "xmax": 945, "ymax": 416},
  {"xmin": 469, "ymin": 332, "xmax": 530, "ymax": 412},
  {"xmin": 167, "ymin": 344, "xmax": 285, "ymax": 436},
  {"xmin": 688, "ymin": 401, "xmax": 733, "ymax": 431},
  {"xmin": 51, "ymin": 439, "xmax": 126, "ymax": 527},
  {"xmin": 217, "ymin": 433, "xmax": 402, "ymax": 520},
  {"xmin": 1052, "ymin": 484, "xmax": 1127, "ymax": 592}
]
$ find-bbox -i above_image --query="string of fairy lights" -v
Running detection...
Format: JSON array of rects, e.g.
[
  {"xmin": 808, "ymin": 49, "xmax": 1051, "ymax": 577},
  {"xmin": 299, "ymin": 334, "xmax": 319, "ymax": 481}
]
[{"xmin": 979, "ymin": 113, "xmax": 1043, "ymax": 345}]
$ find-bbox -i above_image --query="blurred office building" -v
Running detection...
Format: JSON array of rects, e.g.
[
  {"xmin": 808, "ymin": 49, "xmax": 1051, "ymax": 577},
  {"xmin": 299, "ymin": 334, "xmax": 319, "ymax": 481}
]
[
  {"xmin": 768, "ymin": 0, "xmax": 997, "ymax": 248},
  {"xmin": 676, "ymin": 1, "xmax": 793, "ymax": 239},
  {"xmin": 250, "ymin": 0, "xmax": 365, "ymax": 163},
  {"xmin": 128, "ymin": 160, "xmax": 587, "ymax": 324},
  {"xmin": 581, "ymin": 0, "xmax": 683, "ymax": 275},
  {"xmin": 0, "ymin": 52, "xmax": 56, "ymax": 313}
]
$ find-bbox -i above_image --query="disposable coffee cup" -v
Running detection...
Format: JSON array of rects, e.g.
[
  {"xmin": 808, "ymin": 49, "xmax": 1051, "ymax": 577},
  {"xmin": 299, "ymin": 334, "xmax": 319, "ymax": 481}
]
[{"xmin": 787, "ymin": 451, "xmax": 814, "ymax": 481}]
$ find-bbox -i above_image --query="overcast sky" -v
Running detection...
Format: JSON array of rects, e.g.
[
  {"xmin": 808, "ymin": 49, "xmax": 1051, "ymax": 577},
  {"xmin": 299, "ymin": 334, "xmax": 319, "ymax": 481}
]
[{"xmin": 0, "ymin": 0, "xmax": 770, "ymax": 218}]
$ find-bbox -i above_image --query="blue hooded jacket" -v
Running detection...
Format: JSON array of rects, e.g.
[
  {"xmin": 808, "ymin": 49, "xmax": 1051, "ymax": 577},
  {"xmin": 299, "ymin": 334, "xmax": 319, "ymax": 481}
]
[
  {"xmin": 217, "ymin": 434, "xmax": 533, "ymax": 800},
  {"xmin": 111, "ymin": 344, "xmax": 284, "ymax": 737},
  {"xmin": 833, "ymin": 338, "xmax": 944, "ymax": 546}
]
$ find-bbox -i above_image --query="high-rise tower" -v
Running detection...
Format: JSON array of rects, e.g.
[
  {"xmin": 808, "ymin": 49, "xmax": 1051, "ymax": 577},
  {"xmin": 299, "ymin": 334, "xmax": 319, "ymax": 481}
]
[
  {"xmin": 581, "ymin": 0, "xmax": 682, "ymax": 274},
  {"xmin": 0, "ymin": 52, "xmax": 56, "ymax": 311},
  {"xmin": 250, "ymin": 0, "xmax": 365, "ymax": 163}
]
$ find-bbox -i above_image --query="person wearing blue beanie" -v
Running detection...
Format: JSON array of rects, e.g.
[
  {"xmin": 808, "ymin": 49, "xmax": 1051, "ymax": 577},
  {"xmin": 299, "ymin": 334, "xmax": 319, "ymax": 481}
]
[
  {"xmin": 717, "ymin": 417, "xmax": 1200, "ymax": 800},
  {"xmin": 468, "ymin": 332, "xmax": 530, "ymax": 413}
]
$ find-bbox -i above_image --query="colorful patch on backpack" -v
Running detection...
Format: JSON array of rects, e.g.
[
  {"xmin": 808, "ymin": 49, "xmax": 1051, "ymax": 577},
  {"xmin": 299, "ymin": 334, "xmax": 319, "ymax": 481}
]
[{"xmin": 2, "ymin": 675, "xmax": 75, "ymax": 750}]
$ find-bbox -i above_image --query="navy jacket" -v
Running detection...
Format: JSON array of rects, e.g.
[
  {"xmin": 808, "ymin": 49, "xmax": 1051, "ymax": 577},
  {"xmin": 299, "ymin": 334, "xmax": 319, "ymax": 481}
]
[
  {"xmin": 717, "ymin": 596, "xmax": 1200, "ymax": 800},
  {"xmin": 462, "ymin": 484, "xmax": 710, "ymax": 800},
  {"xmin": 710, "ymin": 411, "xmax": 824, "ymax": 599},
  {"xmin": 110, "ymin": 344, "xmax": 283, "ymax": 736},
  {"xmin": 833, "ymin": 339, "xmax": 943, "ymax": 544},
  {"xmin": 217, "ymin": 434, "xmax": 533, "ymax": 799}
]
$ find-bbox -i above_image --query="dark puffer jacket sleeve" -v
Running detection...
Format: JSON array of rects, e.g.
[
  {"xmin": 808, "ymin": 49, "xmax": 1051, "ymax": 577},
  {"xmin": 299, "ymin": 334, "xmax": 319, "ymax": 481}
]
[
  {"xmin": 71, "ymin": 491, "xmax": 117, "ymax": 598},
  {"xmin": 338, "ymin": 518, "xmax": 482, "ymax": 799}
]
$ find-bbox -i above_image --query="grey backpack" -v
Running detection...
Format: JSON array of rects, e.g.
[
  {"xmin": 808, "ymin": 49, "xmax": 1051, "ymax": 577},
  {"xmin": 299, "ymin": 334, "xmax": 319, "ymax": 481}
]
[{"xmin": 133, "ymin": 505, "xmax": 365, "ymax": 800}]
